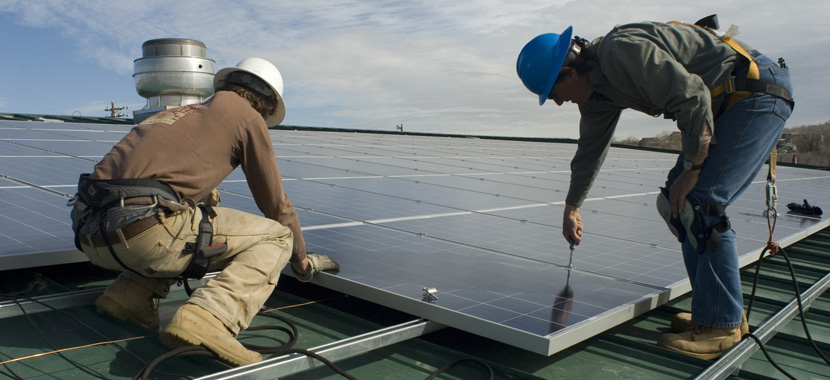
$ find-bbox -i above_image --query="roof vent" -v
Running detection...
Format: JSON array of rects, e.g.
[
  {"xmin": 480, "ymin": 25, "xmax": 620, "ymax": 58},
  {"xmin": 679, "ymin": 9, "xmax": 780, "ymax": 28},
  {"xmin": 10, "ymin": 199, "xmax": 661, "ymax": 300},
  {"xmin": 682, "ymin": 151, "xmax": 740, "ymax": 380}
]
[{"xmin": 132, "ymin": 38, "xmax": 216, "ymax": 124}]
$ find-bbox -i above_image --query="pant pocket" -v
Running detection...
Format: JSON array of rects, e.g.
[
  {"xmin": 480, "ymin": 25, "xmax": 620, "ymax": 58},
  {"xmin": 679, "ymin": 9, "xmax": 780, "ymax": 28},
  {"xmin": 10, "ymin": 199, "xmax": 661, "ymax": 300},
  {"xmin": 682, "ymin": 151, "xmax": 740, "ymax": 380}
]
[{"xmin": 117, "ymin": 223, "xmax": 193, "ymax": 278}]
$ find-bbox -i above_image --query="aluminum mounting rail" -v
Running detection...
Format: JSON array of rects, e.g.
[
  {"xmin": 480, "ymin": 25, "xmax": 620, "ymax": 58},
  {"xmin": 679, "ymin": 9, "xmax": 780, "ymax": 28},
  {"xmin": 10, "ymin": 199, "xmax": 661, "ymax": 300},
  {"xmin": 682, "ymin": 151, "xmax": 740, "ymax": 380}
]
[
  {"xmin": 196, "ymin": 318, "xmax": 445, "ymax": 380},
  {"xmin": 695, "ymin": 269, "xmax": 830, "ymax": 379}
]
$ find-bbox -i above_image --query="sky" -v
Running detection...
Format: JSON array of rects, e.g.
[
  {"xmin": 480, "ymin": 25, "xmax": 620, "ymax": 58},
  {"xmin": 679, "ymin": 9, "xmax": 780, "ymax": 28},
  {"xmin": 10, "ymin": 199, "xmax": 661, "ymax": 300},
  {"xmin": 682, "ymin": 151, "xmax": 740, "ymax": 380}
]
[{"xmin": 1, "ymin": 0, "xmax": 828, "ymax": 140}]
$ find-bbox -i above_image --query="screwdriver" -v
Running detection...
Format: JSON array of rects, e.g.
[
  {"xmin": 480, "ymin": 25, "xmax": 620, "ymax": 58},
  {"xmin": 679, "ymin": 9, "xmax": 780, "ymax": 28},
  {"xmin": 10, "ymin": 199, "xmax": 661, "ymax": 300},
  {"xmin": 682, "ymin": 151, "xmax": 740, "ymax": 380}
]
[{"xmin": 567, "ymin": 239, "xmax": 575, "ymax": 269}]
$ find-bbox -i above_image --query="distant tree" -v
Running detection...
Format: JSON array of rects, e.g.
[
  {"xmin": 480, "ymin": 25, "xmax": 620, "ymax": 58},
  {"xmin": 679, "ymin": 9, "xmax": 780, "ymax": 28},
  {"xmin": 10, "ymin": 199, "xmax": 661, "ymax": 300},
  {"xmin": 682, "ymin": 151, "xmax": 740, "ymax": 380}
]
[
  {"xmin": 613, "ymin": 120, "xmax": 829, "ymax": 167},
  {"xmin": 784, "ymin": 120, "xmax": 830, "ymax": 167},
  {"xmin": 613, "ymin": 136, "xmax": 640, "ymax": 146},
  {"xmin": 656, "ymin": 131, "xmax": 682, "ymax": 151}
]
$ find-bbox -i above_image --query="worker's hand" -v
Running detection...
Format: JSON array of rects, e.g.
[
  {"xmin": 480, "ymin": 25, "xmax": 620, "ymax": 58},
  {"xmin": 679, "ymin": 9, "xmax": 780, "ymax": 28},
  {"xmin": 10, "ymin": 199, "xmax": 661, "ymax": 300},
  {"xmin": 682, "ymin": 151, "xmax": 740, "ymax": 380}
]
[
  {"xmin": 669, "ymin": 170, "xmax": 701, "ymax": 218},
  {"xmin": 291, "ymin": 252, "xmax": 340, "ymax": 282},
  {"xmin": 562, "ymin": 204, "xmax": 583, "ymax": 245}
]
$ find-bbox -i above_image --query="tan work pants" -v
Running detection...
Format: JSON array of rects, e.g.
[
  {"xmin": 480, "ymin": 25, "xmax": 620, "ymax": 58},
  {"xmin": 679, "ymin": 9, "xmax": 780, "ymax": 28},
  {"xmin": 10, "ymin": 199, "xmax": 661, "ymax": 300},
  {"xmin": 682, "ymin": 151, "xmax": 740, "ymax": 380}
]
[{"xmin": 80, "ymin": 206, "xmax": 293, "ymax": 335}]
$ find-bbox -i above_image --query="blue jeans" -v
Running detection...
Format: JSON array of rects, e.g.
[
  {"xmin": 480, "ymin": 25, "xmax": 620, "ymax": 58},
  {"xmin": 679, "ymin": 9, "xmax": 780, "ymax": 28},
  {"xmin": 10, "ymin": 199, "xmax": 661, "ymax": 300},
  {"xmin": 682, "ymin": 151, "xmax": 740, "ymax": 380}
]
[{"xmin": 664, "ymin": 53, "xmax": 793, "ymax": 328}]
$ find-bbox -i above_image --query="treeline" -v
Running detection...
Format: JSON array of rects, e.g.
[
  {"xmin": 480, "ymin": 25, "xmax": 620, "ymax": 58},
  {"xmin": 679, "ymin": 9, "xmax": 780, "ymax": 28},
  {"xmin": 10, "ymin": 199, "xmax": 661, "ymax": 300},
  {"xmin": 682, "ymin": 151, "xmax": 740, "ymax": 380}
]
[
  {"xmin": 783, "ymin": 121, "xmax": 830, "ymax": 167},
  {"xmin": 614, "ymin": 120, "xmax": 830, "ymax": 168}
]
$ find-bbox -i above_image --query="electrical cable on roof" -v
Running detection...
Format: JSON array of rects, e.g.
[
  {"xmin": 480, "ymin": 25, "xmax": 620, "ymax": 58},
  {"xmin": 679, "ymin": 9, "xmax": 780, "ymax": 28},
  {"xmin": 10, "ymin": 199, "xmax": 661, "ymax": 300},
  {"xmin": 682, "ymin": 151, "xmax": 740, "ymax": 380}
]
[
  {"xmin": 0, "ymin": 353, "xmax": 24, "ymax": 380},
  {"xmin": 0, "ymin": 275, "xmax": 110, "ymax": 380},
  {"xmin": 1, "ymin": 276, "xmax": 495, "ymax": 380},
  {"xmin": 739, "ymin": 170, "xmax": 830, "ymax": 378},
  {"xmin": 0, "ymin": 274, "xmax": 186, "ymax": 379},
  {"xmin": 134, "ymin": 307, "xmax": 496, "ymax": 380}
]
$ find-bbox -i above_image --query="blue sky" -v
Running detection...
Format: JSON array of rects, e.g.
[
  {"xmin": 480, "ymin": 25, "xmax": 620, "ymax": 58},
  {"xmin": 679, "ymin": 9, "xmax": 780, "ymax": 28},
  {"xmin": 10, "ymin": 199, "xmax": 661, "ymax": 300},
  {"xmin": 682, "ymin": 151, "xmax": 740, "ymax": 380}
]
[{"xmin": 1, "ymin": 0, "xmax": 828, "ymax": 139}]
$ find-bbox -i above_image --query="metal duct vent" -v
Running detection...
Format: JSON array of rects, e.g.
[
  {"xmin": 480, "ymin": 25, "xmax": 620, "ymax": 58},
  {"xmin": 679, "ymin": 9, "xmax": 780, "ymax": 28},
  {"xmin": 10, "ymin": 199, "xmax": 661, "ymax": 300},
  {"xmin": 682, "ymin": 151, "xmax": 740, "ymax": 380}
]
[{"xmin": 132, "ymin": 38, "xmax": 216, "ymax": 124}]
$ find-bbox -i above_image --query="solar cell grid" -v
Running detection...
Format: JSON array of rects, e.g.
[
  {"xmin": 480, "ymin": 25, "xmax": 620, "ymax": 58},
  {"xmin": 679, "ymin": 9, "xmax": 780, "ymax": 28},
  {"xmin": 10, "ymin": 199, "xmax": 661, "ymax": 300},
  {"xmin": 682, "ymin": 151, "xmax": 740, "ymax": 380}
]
[
  {"xmin": 314, "ymin": 177, "xmax": 537, "ymax": 211},
  {"xmin": 2, "ymin": 122, "xmax": 829, "ymax": 356}
]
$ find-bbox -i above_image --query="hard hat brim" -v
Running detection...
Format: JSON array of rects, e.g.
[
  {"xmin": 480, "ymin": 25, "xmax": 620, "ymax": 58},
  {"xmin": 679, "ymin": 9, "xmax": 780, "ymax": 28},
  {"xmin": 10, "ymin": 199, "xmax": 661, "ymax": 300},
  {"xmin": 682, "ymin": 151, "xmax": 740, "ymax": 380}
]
[
  {"xmin": 214, "ymin": 66, "xmax": 286, "ymax": 127},
  {"xmin": 538, "ymin": 26, "xmax": 573, "ymax": 106}
]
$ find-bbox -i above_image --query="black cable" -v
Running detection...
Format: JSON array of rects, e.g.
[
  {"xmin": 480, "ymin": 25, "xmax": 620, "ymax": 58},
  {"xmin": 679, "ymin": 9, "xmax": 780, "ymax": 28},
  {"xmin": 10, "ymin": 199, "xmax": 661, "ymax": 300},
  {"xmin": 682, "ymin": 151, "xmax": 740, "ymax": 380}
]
[
  {"xmin": 425, "ymin": 357, "xmax": 495, "ymax": 380},
  {"xmin": 4, "ymin": 273, "xmax": 497, "ymax": 380},
  {"xmin": 743, "ymin": 333, "xmax": 796, "ymax": 380},
  {"xmin": 133, "ymin": 346, "xmax": 217, "ymax": 380},
  {"xmin": 133, "ymin": 306, "xmax": 495, "ymax": 380},
  {"xmin": 275, "ymin": 348, "xmax": 360, "ymax": 380},
  {"xmin": 0, "ymin": 280, "xmax": 111, "ymax": 380},
  {"xmin": 777, "ymin": 247, "xmax": 830, "ymax": 366},
  {"xmin": 745, "ymin": 246, "xmax": 768, "ymax": 322},
  {"xmin": 0, "ymin": 274, "xmax": 191, "ymax": 379},
  {"xmin": 744, "ymin": 245, "xmax": 830, "ymax": 379},
  {"xmin": 0, "ymin": 353, "xmax": 25, "ymax": 380},
  {"xmin": 132, "ymin": 309, "xmax": 305, "ymax": 379},
  {"xmin": 240, "ymin": 310, "xmax": 299, "ymax": 353}
]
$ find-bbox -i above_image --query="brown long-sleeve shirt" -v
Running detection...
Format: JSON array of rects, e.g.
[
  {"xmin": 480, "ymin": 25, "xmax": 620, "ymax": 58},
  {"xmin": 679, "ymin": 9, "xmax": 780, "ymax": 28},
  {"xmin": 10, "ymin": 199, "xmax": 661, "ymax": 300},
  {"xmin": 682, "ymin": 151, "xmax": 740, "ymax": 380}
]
[{"xmin": 90, "ymin": 91, "xmax": 306, "ymax": 262}]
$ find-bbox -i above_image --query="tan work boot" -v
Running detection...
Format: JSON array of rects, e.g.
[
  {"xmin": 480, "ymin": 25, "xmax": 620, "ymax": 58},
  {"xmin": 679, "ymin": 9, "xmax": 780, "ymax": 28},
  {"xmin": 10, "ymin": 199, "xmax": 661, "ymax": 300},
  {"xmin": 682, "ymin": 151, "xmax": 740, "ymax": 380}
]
[
  {"xmin": 657, "ymin": 324, "xmax": 743, "ymax": 360},
  {"xmin": 671, "ymin": 312, "xmax": 749, "ymax": 335},
  {"xmin": 160, "ymin": 304, "xmax": 262, "ymax": 367},
  {"xmin": 95, "ymin": 276, "xmax": 159, "ymax": 330}
]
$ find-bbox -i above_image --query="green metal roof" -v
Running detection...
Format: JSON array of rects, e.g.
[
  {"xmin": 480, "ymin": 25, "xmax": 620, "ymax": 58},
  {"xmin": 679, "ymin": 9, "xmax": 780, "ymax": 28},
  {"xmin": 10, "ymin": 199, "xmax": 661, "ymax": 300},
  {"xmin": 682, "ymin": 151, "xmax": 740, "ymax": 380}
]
[{"xmin": 1, "ymin": 227, "xmax": 828, "ymax": 379}]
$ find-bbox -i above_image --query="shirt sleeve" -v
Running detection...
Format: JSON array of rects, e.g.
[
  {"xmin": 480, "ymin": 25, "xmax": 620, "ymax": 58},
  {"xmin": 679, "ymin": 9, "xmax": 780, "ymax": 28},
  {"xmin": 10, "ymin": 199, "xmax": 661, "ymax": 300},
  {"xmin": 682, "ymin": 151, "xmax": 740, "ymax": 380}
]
[
  {"xmin": 601, "ymin": 36, "xmax": 713, "ymax": 157},
  {"xmin": 240, "ymin": 121, "xmax": 307, "ymax": 262},
  {"xmin": 566, "ymin": 101, "xmax": 622, "ymax": 206}
]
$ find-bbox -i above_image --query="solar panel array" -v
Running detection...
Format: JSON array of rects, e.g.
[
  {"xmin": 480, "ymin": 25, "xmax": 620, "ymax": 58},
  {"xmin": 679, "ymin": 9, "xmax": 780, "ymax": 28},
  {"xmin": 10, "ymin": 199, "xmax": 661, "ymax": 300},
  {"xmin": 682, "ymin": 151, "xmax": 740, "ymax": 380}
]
[{"xmin": 2, "ymin": 118, "xmax": 828, "ymax": 355}]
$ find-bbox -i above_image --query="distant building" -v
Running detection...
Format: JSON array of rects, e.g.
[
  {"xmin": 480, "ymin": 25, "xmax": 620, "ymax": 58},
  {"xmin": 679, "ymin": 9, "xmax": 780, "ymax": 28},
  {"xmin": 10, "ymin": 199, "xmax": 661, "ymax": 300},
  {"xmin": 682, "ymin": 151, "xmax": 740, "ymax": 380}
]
[{"xmin": 638, "ymin": 137, "xmax": 661, "ymax": 148}]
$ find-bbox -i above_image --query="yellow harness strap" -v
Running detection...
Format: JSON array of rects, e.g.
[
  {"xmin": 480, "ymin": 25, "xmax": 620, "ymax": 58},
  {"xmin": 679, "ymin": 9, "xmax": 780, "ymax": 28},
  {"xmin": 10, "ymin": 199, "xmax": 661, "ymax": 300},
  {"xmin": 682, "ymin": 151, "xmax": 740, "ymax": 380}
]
[
  {"xmin": 670, "ymin": 21, "xmax": 779, "ymax": 209},
  {"xmin": 668, "ymin": 21, "xmax": 759, "ymax": 108}
]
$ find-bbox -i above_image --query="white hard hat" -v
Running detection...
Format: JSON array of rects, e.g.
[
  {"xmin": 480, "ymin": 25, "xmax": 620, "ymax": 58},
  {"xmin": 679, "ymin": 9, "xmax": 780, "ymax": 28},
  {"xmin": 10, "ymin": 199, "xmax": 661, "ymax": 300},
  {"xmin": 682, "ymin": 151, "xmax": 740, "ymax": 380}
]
[{"xmin": 214, "ymin": 57, "xmax": 286, "ymax": 127}]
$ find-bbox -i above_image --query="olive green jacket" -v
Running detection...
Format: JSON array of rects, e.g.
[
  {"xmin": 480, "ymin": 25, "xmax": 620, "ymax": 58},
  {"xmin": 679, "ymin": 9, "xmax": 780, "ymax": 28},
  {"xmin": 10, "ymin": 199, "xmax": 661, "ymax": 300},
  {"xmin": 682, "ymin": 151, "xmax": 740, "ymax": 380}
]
[{"xmin": 567, "ymin": 21, "xmax": 747, "ymax": 206}]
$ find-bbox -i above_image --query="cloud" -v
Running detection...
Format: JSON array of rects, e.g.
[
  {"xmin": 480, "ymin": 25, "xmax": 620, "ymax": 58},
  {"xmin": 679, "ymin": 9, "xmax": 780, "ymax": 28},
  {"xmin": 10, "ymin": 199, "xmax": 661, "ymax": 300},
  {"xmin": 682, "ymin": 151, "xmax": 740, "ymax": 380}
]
[{"xmin": 2, "ymin": 0, "xmax": 829, "ymax": 137}]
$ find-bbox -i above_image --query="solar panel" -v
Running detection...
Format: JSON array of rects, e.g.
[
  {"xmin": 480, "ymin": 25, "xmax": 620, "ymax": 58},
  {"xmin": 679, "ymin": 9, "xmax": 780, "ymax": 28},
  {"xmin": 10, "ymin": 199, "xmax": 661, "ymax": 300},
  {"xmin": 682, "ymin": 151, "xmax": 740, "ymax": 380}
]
[{"xmin": 2, "ymin": 118, "xmax": 829, "ymax": 356}]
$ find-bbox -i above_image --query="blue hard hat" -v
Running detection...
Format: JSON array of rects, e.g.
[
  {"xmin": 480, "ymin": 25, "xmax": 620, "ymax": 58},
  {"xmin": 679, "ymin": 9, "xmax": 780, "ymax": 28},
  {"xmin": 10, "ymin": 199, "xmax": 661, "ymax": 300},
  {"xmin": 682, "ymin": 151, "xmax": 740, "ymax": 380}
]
[{"xmin": 516, "ymin": 26, "xmax": 573, "ymax": 105}]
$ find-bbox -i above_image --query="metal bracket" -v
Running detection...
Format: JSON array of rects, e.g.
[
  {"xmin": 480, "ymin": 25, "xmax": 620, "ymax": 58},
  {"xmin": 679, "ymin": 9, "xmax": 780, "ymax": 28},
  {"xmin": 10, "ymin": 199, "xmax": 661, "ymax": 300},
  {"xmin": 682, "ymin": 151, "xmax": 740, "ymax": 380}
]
[{"xmin": 422, "ymin": 287, "xmax": 438, "ymax": 303}]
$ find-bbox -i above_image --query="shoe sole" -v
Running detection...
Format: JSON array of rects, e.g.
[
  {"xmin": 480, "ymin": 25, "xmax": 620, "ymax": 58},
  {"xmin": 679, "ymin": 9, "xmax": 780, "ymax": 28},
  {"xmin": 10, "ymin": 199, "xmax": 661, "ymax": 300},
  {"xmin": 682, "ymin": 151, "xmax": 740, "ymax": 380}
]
[
  {"xmin": 658, "ymin": 342, "xmax": 727, "ymax": 360},
  {"xmin": 160, "ymin": 320, "xmax": 261, "ymax": 366}
]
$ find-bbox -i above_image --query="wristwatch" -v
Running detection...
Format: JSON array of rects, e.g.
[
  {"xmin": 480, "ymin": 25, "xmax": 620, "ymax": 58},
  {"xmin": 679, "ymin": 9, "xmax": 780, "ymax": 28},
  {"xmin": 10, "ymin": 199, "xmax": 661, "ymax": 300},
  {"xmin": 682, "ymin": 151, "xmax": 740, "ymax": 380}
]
[{"xmin": 683, "ymin": 159, "xmax": 704, "ymax": 172}]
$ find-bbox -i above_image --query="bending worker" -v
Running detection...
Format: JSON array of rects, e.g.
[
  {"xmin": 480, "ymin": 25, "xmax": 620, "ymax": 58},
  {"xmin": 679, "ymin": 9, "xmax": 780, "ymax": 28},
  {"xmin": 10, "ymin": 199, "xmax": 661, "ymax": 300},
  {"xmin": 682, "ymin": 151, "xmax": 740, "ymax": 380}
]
[
  {"xmin": 517, "ymin": 17, "xmax": 793, "ymax": 359},
  {"xmin": 70, "ymin": 57, "xmax": 339, "ymax": 366}
]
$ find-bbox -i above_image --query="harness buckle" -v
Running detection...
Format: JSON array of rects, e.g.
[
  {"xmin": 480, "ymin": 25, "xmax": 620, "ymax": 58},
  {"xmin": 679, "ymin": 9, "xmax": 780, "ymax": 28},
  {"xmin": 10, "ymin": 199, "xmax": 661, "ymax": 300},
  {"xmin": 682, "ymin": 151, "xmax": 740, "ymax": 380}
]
[{"xmin": 724, "ymin": 77, "xmax": 736, "ymax": 94}]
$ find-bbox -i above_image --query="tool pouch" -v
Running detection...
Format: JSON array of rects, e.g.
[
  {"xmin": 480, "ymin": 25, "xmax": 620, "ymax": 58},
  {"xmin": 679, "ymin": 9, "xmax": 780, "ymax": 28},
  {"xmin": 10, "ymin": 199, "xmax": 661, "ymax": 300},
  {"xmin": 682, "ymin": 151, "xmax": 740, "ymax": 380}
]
[{"xmin": 180, "ymin": 205, "xmax": 227, "ymax": 280}]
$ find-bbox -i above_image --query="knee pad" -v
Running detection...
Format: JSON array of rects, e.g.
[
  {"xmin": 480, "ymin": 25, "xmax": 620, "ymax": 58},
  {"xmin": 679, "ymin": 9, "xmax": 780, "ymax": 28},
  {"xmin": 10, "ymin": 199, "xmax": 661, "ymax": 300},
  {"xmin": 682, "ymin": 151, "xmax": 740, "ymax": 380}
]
[
  {"xmin": 657, "ymin": 189, "xmax": 731, "ymax": 254},
  {"xmin": 656, "ymin": 188, "xmax": 697, "ymax": 250}
]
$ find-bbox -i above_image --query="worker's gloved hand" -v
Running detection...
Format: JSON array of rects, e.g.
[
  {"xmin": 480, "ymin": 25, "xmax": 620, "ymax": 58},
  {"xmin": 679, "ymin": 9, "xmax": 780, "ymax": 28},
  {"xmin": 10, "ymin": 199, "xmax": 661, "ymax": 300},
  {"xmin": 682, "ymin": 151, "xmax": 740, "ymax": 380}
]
[{"xmin": 292, "ymin": 253, "xmax": 340, "ymax": 282}]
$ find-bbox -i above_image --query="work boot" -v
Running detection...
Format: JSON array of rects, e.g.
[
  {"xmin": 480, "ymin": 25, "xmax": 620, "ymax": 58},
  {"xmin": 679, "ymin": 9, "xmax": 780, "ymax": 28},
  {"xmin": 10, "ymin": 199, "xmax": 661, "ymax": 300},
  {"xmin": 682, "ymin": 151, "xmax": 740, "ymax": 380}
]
[
  {"xmin": 671, "ymin": 312, "xmax": 749, "ymax": 335},
  {"xmin": 657, "ymin": 324, "xmax": 743, "ymax": 360},
  {"xmin": 95, "ymin": 276, "xmax": 159, "ymax": 330},
  {"xmin": 160, "ymin": 304, "xmax": 262, "ymax": 367}
]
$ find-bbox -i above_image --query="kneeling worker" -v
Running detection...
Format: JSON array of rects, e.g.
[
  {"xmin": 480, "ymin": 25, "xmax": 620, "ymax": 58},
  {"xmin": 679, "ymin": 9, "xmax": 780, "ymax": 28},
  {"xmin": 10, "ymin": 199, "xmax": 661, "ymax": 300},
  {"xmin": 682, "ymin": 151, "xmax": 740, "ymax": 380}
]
[{"xmin": 70, "ymin": 57, "xmax": 339, "ymax": 366}]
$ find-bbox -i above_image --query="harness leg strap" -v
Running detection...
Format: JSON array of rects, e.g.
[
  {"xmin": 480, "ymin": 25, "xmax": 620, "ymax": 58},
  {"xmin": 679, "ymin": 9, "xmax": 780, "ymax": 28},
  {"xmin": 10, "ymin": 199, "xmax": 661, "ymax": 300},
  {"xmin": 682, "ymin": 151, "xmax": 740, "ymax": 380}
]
[{"xmin": 180, "ymin": 205, "xmax": 227, "ymax": 281}]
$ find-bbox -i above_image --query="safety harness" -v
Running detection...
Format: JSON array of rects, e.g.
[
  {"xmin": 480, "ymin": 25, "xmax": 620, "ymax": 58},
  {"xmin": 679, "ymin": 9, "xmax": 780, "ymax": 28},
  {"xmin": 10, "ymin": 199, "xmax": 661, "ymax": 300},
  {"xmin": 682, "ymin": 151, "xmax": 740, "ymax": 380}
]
[
  {"xmin": 74, "ymin": 174, "xmax": 225, "ymax": 283},
  {"xmin": 180, "ymin": 205, "xmax": 227, "ymax": 278},
  {"xmin": 668, "ymin": 16, "xmax": 794, "ymax": 109},
  {"xmin": 656, "ymin": 16, "xmax": 793, "ymax": 254}
]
